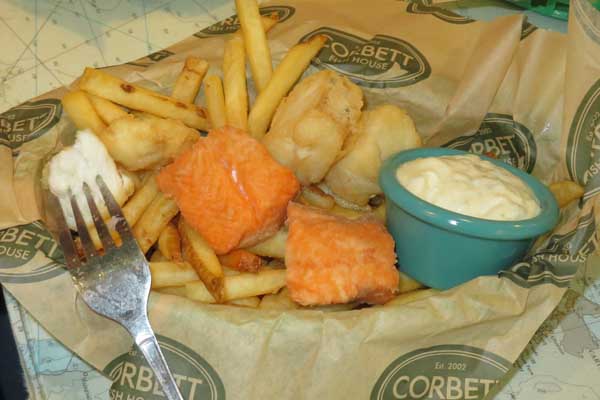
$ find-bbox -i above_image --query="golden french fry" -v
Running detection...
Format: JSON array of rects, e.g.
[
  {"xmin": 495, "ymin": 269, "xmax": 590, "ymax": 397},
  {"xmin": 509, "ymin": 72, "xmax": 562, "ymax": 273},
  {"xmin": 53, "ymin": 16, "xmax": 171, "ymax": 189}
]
[
  {"xmin": 248, "ymin": 35, "xmax": 328, "ymax": 139},
  {"xmin": 171, "ymin": 57, "xmax": 209, "ymax": 103},
  {"xmin": 244, "ymin": 228, "xmax": 287, "ymax": 258},
  {"xmin": 233, "ymin": 15, "xmax": 279, "ymax": 41},
  {"xmin": 78, "ymin": 67, "xmax": 210, "ymax": 130},
  {"xmin": 299, "ymin": 186, "xmax": 335, "ymax": 209},
  {"xmin": 218, "ymin": 249, "xmax": 262, "ymax": 273},
  {"xmin": 122, "ymin": 174, "xmax": 159, "ymax": 227},
  {"xmin": 398, "ymin": 271, "xmax": 425, "ymax": 294},
  {"xmin": 223, "ymin": 36, "xmax": 248, "ymax": 130},
  {"xmin": 61, "ymin": 90, "xmax": 106, "ymax": 135},
  {"xmin": 150, "ymin": 250, "xmax": 168, "ymax": 262},
  {"xmin": 226, "ymin": 296, "xmax": 260, "ymax": 307},
  {"xmin": 235, "ymin": 0, "xmax": 273, "ymax": 92},
  {"xmin": 222, "ymin": 266, "xmax": 241, "ymax": 276},
  {"xmin": 88, "ymin": 94, "xmax": 129, "ymax": 124},
  {"xmin": 149, "ymin": 261, "xmax": 199, "ymax": 288},
  {"xmin": 158, "ymin": 223, "xmax": 183, "ymax": 261},
  {"xmin": 119, "ymin": 168, "xmax": 142, "ymax": 191},
  {"xmin": 178, "ymin": 219, "xmax": 225, "ymax": 301},
  {"xmin": 186, "ymin": 268, "xmax": 286, "ymax": 302},
  {"xmin": 259, "ymin": 288, "xmax": 299, "ymax": 310},
  {"xmin": 329, "ymin": 204, "xmax": 366, "ymax": 219},
  {"xmin": 133, "ymin": 192, "xmax": 179, "ymax": 253},
  {"xmin": 549, "ymin": 181, "xmax": 584, "ymax": 208},
  {"xmin": 385, "ymin": 289, "xmax": 439, "ymax": 307},
  {"xmin": 204, "ymin": 75, "xmax": 227, "ymax": 129},
  {"xmin": 158, "ymin": 286, "xmax": 188, "ymax": 297}
]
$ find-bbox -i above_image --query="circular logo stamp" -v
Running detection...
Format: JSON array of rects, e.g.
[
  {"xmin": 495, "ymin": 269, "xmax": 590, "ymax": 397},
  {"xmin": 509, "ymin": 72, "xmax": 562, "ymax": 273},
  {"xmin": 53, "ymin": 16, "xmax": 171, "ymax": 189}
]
[
  {"xmin": 406, "ymin": 0, "xmax": 475, "ymax": 24},
  {"xmin": 194, "ymin": 6, "xmax": 295, "ymax": 38},
  {"xmin": 300, "ymin": 27, "xmax": 431, "ymax": 88},
  {"xmin": 0, "ymin": 98, "xmax": 62, "ymax": 150},
  {"xmin": 567, "ymin": 78, "xmax": 600, "ymax": 198},
  {"xmin": 444, "ymin": 113, "xmax": 537, "ymax": 173},
  {"xmin": 0, "ymin": 221, "xmax": 65, "ymax": 284},
  {"xmin": 104, "ymin": 335, "xmax": 225, "ymax": 400},
  {"xmin": 371, "ymin": 345, "xmax": 511, "ymax": 400}
]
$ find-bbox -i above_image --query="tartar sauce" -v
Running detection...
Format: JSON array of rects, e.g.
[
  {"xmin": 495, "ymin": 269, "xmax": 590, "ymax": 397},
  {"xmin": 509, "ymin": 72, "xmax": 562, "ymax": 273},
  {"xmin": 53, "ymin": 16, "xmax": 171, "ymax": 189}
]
[{"xmin": 395, "ymin": 155, "xmax": 541, "ymax": 221}]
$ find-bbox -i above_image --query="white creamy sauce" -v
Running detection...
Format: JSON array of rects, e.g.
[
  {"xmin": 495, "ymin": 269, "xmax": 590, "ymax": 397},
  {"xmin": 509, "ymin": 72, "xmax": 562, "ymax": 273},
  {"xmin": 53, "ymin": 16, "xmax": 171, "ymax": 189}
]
[{"xmin": 395, "ymin": 155, "xmax": 541, "ymax": 221}]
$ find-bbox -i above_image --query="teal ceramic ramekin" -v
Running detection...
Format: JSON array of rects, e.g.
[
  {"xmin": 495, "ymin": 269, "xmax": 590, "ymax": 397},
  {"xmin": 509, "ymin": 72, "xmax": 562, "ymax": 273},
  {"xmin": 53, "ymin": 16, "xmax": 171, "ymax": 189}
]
[{"xmin": 379, "ymin": 148, "xmax": 559, "ymax": 290}]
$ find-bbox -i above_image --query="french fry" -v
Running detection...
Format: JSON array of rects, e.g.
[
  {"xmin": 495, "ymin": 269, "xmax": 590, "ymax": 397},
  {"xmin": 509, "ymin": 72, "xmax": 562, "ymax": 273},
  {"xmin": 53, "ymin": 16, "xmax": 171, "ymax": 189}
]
[
  {"xmin": 549, "ymin": 181, "xmax": 584, "ymax": 208},
  {"xmin": 204, "ymin": 75, "xmax": 227, "ymax": 129},
  {"xmin": 223, "ymin": 36, "xmax": 248, "ymax": 130},
  {"xmin": 385, "ymin": 289, "xmax": 439, "ymax": 307},
  {"xmin": 329, "ymin": 204, "xmax": 366, "ymax": 219},
  {"xmin": 61, "ymin": 90, "xmax": 106, "ymax": 135},
  {"xmin": 171, "ymin": 57, "xmax": 209, "ymax": 103},
  {"xmin": 88, "ymin": 94, "xmax": 129, "ymax": 124},
  {"xmin": 178, "ymin": 219, "xmax": 225, "ymax": 301},
  {"xmin": 185, "ymin": 268, "xmax": 286, "ymax": 302},
  {"xmin": 222, "ymin": 17, "xmax": 279, "ymax": 131},
  {"xmin": 122, "ymin": 174, "xmax": 159, "ymax": 226},
  {"xmin": 398, "ymin": 271, "xmax": 425, "ymax": 294},
  {"xmin": 150, "ymin": 250, "xmax": 168, "ymax": 262},
  {"xmin": 245, "ymin": 228, "xmax": 287, "ymax": 258},
  {"xmin": 299, "ymin": 186, "xmax": 335, "ymax": 209},
  {"xmin": 133, "ymin": 192, "xmax": 179, "ymax": 253},
  {"xmin": 248, "ymin": 35, "xmax": 328, "ymax": 139},
  {"xmin": 77, "ymin": 67, "xmax": 210, "ymax": 130},
  {"xmin": 158, "ymin": 223, "xmax": 183, "ymax": 261},
  {"xmin": 235, "ymin": 0, "xmax": 273, "ymax": 92},
  {"xmin": 119, "ymin": 168, "xmax": 142, "ymax": 191},
  {"xmin": 158, "ymin": 286, "xmax": 188, "ymax": 297},
  {"xmin": 259, "ymin": 288, "xmax": 299, "ymax": 310},
  {"xmin": 149, "ymin": 261, "xmax": 199, "ymax": 288},
  {"xmin": 218, "ymin": 249, "xmax": 262, "ymax": 273},
  {"xmin": 226, "ymin": 296, "xmax": 261, "ymax": 308},
  {"xmin": 233, "ymin": 15, "xmax": 279, "ymax": 41}
]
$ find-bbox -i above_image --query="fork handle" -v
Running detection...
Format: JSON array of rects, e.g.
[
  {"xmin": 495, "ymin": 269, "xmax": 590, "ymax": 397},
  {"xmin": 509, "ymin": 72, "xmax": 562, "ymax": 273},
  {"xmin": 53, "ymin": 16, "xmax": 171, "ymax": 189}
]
[{"xmin": 134, "ymin": 327, "xmax": 184, "ymax": 400}]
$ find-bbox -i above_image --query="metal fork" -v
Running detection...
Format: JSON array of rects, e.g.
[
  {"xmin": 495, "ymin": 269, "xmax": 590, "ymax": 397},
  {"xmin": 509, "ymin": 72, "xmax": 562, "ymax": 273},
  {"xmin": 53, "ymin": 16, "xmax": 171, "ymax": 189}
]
[{"xmin": 46, "ymin": 175, "xmax": 184, "ymax": 400}]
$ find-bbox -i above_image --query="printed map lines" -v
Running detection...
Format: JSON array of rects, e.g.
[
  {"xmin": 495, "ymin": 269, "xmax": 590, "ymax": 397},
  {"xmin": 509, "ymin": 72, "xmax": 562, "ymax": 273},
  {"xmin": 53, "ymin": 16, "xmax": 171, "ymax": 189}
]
[
  {"xmin": 1, "ymin": 0, "xmax": 63, "ymax": 84},
  {"xmin": 78, "ymin": 0, "xmax": 108, "ymax": 67},
  {"xmin": 0, "ymin": 13, "xmax": 67, "ymax": 89}
]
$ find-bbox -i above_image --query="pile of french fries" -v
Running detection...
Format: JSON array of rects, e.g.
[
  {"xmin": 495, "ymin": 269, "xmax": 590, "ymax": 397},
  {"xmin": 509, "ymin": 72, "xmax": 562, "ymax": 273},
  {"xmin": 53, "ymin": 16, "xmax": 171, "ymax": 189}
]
[{"xmin": 57, "ymin": 0, "xmax": 586, "ymax": 311}]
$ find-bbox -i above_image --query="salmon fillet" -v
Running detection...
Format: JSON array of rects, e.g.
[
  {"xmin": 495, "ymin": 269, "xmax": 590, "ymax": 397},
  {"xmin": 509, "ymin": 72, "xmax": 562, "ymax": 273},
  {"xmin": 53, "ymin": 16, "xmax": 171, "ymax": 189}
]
[
  {"xmin": 286, "ymin": 203, "xmax": 399, "ymax": 306},
  {"xmin": 157, "ymin": 127, "xmax": 299, "ymax": 254}
]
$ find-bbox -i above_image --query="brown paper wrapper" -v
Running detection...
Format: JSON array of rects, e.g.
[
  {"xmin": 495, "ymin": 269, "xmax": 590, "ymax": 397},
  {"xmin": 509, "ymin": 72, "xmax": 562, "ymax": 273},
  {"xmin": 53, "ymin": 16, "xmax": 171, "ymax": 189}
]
[{"xmin": 1, "ymin": 0, "xmax": 599, "ymax": 399}]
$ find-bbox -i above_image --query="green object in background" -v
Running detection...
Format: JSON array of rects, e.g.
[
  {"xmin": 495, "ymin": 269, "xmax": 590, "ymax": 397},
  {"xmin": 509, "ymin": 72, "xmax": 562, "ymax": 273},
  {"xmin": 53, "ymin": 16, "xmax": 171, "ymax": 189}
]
[{"xmin": 504, "ymin": 0, "xmax": 569, "ymax": 20}]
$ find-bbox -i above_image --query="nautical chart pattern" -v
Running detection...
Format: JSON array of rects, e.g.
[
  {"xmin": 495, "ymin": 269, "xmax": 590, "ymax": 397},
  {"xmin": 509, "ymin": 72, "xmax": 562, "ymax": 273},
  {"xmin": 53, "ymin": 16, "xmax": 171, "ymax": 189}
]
[{"xmin": 0, "ymin": 0, "xmax": 233, "ymax": 113}]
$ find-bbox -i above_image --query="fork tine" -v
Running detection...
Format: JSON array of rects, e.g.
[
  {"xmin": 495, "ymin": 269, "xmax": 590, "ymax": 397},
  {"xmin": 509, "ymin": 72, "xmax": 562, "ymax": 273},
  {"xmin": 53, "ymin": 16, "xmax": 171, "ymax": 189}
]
[
  {"xmin": 95, "ymin": 175, "xmax": 132, "ymax": 240},
  {"xmin": 46, "ymin": 192, "xmax": 81, "ymax": 269},
  {"xmin": 82, "ymin": 182, "xmax": 116, "ymax": 251},
  {"xmin": 70, "ymin": 193, "xmax": 98, "ymax": 260}
]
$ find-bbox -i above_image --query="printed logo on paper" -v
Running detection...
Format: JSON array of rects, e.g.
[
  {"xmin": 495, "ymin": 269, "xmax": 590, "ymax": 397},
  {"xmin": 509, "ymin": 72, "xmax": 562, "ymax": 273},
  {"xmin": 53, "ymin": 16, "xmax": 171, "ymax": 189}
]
[
  {"xmin": 127, "ymin": 50, "xmax": 175, "ymax": 68},
  {"xmin": 443, "ymin": 113, "xmax": 537, "ymax": 173},
  {"xmin": 300, "ymin": 28, "xmax": 431, "ymax": 88},
  {"xmin": 500, "ymin": 211, "xmax": 597, "ymax": 288},
  {"xmin": 194, "ymin": 6, "xmax": 295, "ymax": 38},
  {"xmin": 406, "ymin": 0, "xmax": 475, "ymax": 24},
  {"xmin": 0, "ymin": 99, "xmax": 62, "ymax": 150},
  {"xmin": 104, "ymin": 335, "xmax": 225, "ymax": 400},
  {"xmin": 371, "ymin": 344, "xmax": 511, "ymax": 400},
  {"xmin": 0, "ymin": 221, "xmax": 65, "ymax": 284},
  {"xmin": 567, "ymin": 78, "xmax": 600, "ymax": 200}
]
